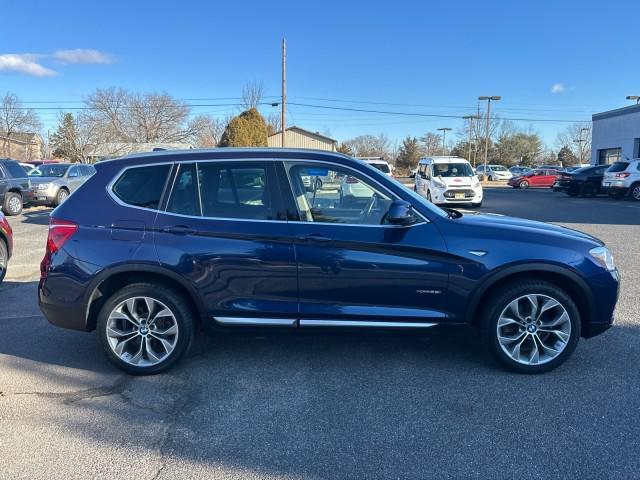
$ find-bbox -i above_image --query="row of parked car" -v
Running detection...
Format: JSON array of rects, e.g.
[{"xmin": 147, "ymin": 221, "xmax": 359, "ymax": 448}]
[{"xmin": 0, "ymin": 159, "xmax": 95, "ymax": 216}]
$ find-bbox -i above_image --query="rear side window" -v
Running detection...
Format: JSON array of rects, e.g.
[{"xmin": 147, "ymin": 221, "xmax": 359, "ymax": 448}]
[
  {"xmin": 112, "ymin": 164, "xmax": 170, "ymax": 210},
  {"xmin": 167, "ymin": 163, "xmax": 200, "ymax": 216},
  {"xmin": 4, "ymin": 162, "xmax": 27, "ymax": 178},
  {"xmin": 198, "ymin": 163, "xmax": 273, "ymax": 220},
  {"xmin": 607, "ymin": 162, "xmax": 629, "ymax": 173}
]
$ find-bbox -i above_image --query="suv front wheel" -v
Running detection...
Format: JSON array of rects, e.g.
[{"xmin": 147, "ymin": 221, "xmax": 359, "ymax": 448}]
[
  {"xmin": 631, "ymin": 183, "xmax": 640, "ymax": 201},
  {"xmin": 3, "ymin": 192, "xmax": 23, "ymax": 216},
  {"xmin": 97, "ymin": 283, "xmax": 195, "ymax": 375},
  {"xmin": 480, "ymin": 280, "xmax": 580, "ymax": 373}
]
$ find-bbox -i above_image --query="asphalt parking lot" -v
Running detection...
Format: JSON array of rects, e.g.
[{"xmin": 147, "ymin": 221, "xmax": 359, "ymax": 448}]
[{"xmin": 1, "ymin": 187, "xmax": 639, "ymax": 479}]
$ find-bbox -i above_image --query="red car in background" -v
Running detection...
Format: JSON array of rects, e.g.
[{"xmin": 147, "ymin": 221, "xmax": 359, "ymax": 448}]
[
  {"xmin": 0, "ymin": 211, "xmax": 13, "ymax": 285},
  {"xmin": 508, "ymin": 168, "xmax": 560, "ymax": 189}
]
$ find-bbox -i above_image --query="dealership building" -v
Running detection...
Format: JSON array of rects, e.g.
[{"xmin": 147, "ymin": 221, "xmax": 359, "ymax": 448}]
[{"xmin": 592, "ymin": 104, "xmax": 640, "ymax": 165}]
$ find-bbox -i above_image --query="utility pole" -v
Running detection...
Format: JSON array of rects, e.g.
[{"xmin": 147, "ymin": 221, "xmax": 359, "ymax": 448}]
[
  {"xmin": 463, "ymin": 115, "xmax": 480, "ymax": 165},
  {"xmin": 478, "ymin": 96, "xmax": 501, "ymax": 179},
  {"xmin": 437, "ymin": 127, "xmax": 452, "ymax": 155},
  {"xmin": 281, "ymin": 37, "xmax": 287, "ymax": 148}
]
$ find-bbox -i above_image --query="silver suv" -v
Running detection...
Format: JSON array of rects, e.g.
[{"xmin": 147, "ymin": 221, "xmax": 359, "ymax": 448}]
[
  {"xmin": 29, "ymin": 163, "xmax": 96, "ymax": 206},
  {"xmin": 602, "ymin": 159, "xmax": 640, "ymax": 200}
]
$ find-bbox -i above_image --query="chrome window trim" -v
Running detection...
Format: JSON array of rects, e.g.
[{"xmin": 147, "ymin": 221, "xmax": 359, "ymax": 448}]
[
  {"xmin": 106, "ymin": 157, "xmax": 428, "ymax": 227},
  {"xmin": 299, "ymin": 319, "xmax": 437, "ymax": 328}
]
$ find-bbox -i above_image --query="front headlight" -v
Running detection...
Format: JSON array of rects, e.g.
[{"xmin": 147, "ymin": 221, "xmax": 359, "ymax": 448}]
[
  {"xmin": 472, "ymin": 179, "xmax": 480, "ymax": 188},
  {"xmin": 37, "ymin": 183, "xmax": 51, "ymax": 190},
  {"xmin": 589, "ymin": 246, "xmax": 616, "ymax": 271},
  {"xmin": 433, "ymin": 179, "xmax": 446, "ymax": 189}
]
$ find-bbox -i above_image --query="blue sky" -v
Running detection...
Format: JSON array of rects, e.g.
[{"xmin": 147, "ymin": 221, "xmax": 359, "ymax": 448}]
[{"xmin": 2, "ymin": 0, "xmax": 638, "ymax": 148}]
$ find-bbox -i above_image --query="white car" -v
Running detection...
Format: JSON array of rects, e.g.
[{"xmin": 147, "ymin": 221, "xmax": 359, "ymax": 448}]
[
  {"xmin": 415, "ymin": 156, "xmax": 483, "ymax": 207},
  {"xmin": 602, "ymin": 159, "xmax": 640, "ymax": 200},
  {"xmin": 476, "ymin": 164, "xmax": 512, "ymax": 181},
  {"xmin": 358, "ymin": 157, "xmax": 394, "ymax": 177}
]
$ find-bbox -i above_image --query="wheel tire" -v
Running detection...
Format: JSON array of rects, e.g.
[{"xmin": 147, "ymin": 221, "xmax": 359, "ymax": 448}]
[
  {"xmin": 0, "ymin": 239, "xmax": 7, "ymax": 285},
  {"xmin": 579, "ymin": 183, "xmax": 595, "ymax": 197},
  {"xmin": 519, "ymin": 180, "xmax": 529, "ymax": 189},
  {"xmin": 427, "ymin": 190, "xmax": 432, "ymax": 203},
  {"xmin": 55, "ymin": 188, "xmax": 69, "ymax": 206},
  {"xmin": 97, "ymin": 283, "xmax": 196, "ymax": 375},
  {"xmin": 631, "ymin": 183, "xmax": 640, "ymax": 201},
  {"xmin": 3, "ymin": 192, "xmax": 22, "ymax": 216},
  {"xmin": 488, "ymin": 175, "xmax": 494, "ymax": 182},
  {"xmin": 479, "ymin": 280, "xmax": 581, "ymax": 374}
]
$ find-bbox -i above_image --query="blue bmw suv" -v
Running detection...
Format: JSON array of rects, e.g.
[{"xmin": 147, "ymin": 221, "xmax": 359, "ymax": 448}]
[{"xmin": 38, "ymin": 149, "xmax": 619, "ymax": 374}]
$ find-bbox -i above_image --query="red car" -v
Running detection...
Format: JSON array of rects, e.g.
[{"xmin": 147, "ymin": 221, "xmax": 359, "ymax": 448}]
[
  {"xmin": 0, "ymin": 211, "xmax": 13, "ymax": 285},
  {"xmin": 508, "ymin": 169, "xmax": 560, "ymax": 189}
]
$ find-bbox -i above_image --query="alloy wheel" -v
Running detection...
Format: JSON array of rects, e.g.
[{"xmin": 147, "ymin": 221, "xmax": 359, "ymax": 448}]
[
  {"xmin": 57, "ymin": 190, "xmax": 69, "ymax": 203},
  {"xmin": 496, "ymin": 294, "xmax": 571, "ymax": 366},
  {"xmin": 106, "ymin": 296, "xmax": 179, "ymax": 367},
  {"xmin": 632, "ymin": 184, "xmax": 640, "ymax": 201},
  {"xmin": 8, "ymin": 196, "xmax": 21, "ymax": 214},
  {"xmin": 520, "ymin": 181, "xmax": 529, "ymax": 189}
]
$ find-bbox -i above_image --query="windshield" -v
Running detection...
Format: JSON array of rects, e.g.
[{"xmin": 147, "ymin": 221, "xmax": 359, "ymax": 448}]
[
  {"xmin": 369, "ymin": 163, "xmax": 391, "ymax": 173},
  {"xmin": 490, "ymin": 165, "xmax": 508, "ymax": 171},
  {"xmin": 607, "ymin": 162, "xmax": 629, "ymax": 173},
  {"xmin": 35, "ymin": 165, "xmax": 69, "ymax": 177},
  {"xmin": 433, "ymin": 163, "xmax": 474, "ymax": 177}
]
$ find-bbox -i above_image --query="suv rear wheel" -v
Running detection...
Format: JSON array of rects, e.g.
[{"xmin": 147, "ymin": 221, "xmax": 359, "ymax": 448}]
[
  {"xmin": 3, "ymin": 192, "xmax": 22, "ymax": 216},
  {"xmin": 480, "ymin": 280, "xmax": 580, "ymax": 373},
  {"xmin": 97, "ymin": 283, "xmax": 195, "ymax": 375}
]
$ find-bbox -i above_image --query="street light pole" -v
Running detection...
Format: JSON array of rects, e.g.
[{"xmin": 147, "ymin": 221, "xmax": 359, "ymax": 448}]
[
  {"xmin": 626, "ymin": 95, "xmax": 640, "ymax": 104},
  {"xmin": 437, "ymin": 127, "xmax": 452, "ymax": 155},
  {"xmin": 478, "ymin": 96, "xmax": 501, "ymax": 179}
]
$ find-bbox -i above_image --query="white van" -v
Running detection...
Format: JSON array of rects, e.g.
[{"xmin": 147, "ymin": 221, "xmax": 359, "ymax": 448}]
[
  {"xmin": 414, "ymin": 156, "xmax": 483, "ymax": 207},
  {"xmin": 357, "ymin": 157, "xmax": 394, "ymax": 177}
]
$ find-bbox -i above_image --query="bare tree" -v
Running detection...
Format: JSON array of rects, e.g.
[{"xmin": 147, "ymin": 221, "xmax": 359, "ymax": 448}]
[
  {"xmin": 84, "ymin": 87, "xmax": 199, "ymax": 144},
  {"xmin": 556, "ymin": 123, "xmax": 592, "ymax": 164},
  {"xmin": 266, "ymin": 112, "xmax": 281, "ymax": 135},
  {"xmin": 0, "ymin": 92, "xmax": 42, "ymax": 158},
  {"xmin": 420, "ymin": 132, "xmax": 443, "ymax": 156},
  {"xmin": 343, "ymin": 133, "xmax": 391, "ymax": 158},
  {"xmin": 241, "ymin": 81, "xmax": 265, "ymax": 110},
  {"xmin": 50, "ymin": 112, "xmax": 101, "ymax": 163},
  {"xmin": 189, "ymin": 115, "xmax": 225, "ymax": 147}
]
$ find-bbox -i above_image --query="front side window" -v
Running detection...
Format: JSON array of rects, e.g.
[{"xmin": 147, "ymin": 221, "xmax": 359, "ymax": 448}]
[
  {"xmin": 286, "ymin": 163, "xmax": 397, "ymax": 225},
  {"xmin": 198, "ymin": 163, "xmax": 273, "ymax": 220},
  {"xmin": 4, "ymin": 162, "xmax": 27, "ymax": 178},
  {"xmin": 112, "ymin": 164, "xmax": 171, "ymax": 210}
]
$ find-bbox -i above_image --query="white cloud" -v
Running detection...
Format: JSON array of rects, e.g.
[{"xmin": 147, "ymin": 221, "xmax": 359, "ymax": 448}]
[
  {"xmin": 551, "ymin": 83, "xmax": 566, "ymax": 94},
  {"xmin": 0, "ymin": 54, "xmax": 57, "ymax": 77},
  {"xmin": 54, "ymin": 49, "xmax": 113, "ymax": 65}
]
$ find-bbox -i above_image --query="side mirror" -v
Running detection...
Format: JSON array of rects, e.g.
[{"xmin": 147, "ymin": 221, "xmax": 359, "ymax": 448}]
[{"xmin": 386, "ymin": 200, "xmax": 416, "ymax": 226}]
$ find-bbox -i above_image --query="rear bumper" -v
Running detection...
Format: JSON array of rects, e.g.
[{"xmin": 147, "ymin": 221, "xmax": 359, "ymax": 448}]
[
  {"xmin": 602, "ymin": 185, "xmax": 629, "ymax": 195},
  {"xmin": 38, "ymin": 290, "xmax": 89, "ymax": 331}
]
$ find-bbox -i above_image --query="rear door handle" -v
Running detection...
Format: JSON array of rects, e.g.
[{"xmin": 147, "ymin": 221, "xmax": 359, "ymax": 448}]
[
  {"xmin": 162, "ymin": 225, "xmax": 195, "ymax": 235},
  {"xmin": 296, "ymin": 233, "xmax": 332, "ymax": 242}
]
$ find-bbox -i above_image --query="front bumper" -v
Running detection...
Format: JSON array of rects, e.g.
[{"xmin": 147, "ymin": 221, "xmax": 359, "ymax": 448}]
[
  {"xmin": 29, "ymin": 191, "xmax": 56, "ymax": 205},
  {"xmin": 432, "ymin": 186, "xmax": 482, "ymax": 205}
]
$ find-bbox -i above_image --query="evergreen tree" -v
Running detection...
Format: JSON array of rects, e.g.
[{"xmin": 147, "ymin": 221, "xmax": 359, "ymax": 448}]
[
  {"xmin": 50, "ymin": 113, "xmax": 78, "ymax": 160},
  {"xmin": 557, "ymin": 145, "xmax": 578, "ymax": 166},
  {"xmin": 218, "ymin": 108, "xmax": 268, "ymax": 147},
  {"xmin": 396, "ymin": 136, "xmax": 421, "ymax": 170}
]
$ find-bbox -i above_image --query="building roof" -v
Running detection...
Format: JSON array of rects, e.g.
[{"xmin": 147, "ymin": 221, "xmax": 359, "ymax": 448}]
[
  {"xmin": 592, "ymin": 103, "xmax": 640, "ymax": 121},
  {"xmin": 0, "ymin": 132, "xmax": 42, "ymax": 145},
  {"xmin": 267, "ymin": 126, "xmax": 337, "ymax": 144}
]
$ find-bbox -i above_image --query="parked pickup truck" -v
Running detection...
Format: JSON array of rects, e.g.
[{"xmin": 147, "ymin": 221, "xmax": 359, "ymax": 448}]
[{"xmin": 0, "ymin": 159, "xmax": 32, "ymax": 216}]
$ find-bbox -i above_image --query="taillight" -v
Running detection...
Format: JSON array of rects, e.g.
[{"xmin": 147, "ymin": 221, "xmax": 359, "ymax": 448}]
[
  {"xmin": 0, "ymin": 215, "xmax": 12, "ymax": 253},
  {"xmin": 40, "ymin": 217, "xmax": 78, "ymax": 279},
  {"xmin": 615, "ymin": 172, "xmax": 631, "ymax": 178},
  {"xmin": 346, "ymin": 176, "xmax": 360, "ymax": 184}
]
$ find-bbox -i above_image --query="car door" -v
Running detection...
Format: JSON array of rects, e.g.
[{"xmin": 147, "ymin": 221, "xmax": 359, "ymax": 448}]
[
  {"xmin": 66, "ymin": 165, "xmax": 84, "ymax": 192},
  {"xmin": 154, "ymin": 160, "xmax": 299, "ymax": 325},
  {"xmin": 281, "ymin": 160, "xmax": 449, "ymax": 325}
]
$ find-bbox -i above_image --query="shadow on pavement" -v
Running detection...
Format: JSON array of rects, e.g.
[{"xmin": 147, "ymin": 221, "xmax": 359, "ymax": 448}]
[{"xmin": 19, "ymin": 207, "xmax": 52, "ymax": 226}]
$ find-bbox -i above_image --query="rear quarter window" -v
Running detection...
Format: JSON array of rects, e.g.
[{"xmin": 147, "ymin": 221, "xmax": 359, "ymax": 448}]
[
  {"xmin": 112, "ymin": 164, "xmax": 171, "ymax": 210},
  {"xmin": 607, "ymin": 162, "xmax": 629, "ymax": 173}
]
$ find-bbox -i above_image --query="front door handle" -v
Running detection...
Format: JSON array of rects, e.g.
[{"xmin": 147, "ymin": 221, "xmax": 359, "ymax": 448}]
[
  {"xmin": 296, "ymin": 233, "xmax": 332, "ymax": 242},
  {"xmin": 162, "ymin": 225, "xmax": 195, "ymax": 235}
]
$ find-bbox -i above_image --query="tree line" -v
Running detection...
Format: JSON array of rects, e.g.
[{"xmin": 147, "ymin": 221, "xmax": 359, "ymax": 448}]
[{"xmin": 0, "ymin": 89, "xmax": 591, "ymax": 168}]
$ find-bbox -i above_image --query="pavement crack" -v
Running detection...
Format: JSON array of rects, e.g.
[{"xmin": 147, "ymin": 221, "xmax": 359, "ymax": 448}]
[{"xmin": 7, "ymin": 376, "xmax": 132, "ymax": 404}]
